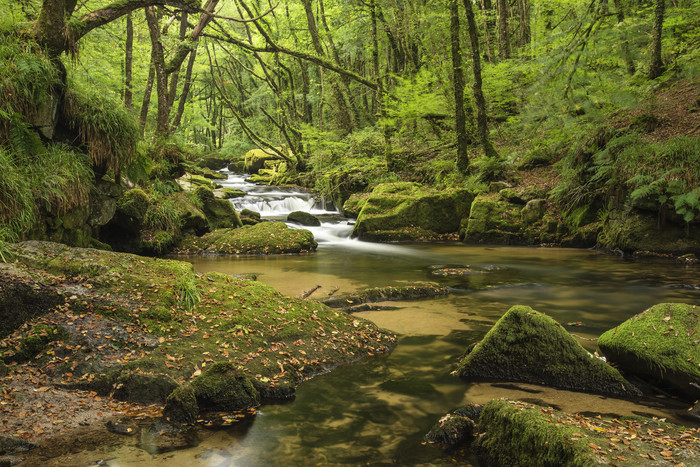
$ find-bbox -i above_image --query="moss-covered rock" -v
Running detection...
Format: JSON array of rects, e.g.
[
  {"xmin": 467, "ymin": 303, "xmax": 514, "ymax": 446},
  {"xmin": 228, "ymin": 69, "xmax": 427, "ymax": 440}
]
[
  {"xmin": 239, "ymin": 209, "xmax": 261, "ymax": 226},
  {"xmin": 598, "ymin": 209, "xmax": 699, "ymax": 255},
  {"xmin": 163, "ymin": 384, "xmax": 198, "ymax": 424},
  {"xmin": 112, "ymin": 373, "xmax": 180, "ymax": 404},
  {"xmin": 287, "ymin": 211, "xmax": 321, "ymax": 227},
  {"xmin": 474, "ymin": 400, "xmax": 608, "ymax": 466},
  {"xmin": 244, "ymin": 148, "xmax": 284, "ymax": 174},
  {"xmin": 172, "ymin": 192, "xmax": 209, "ymax": 236},
  {"xmin": 218, "ymin": 188, "xmax": 246, "ymax": 199},
  {"xmin": 598, "ymin": 303, "xmax": 700, "ymax": 399},
  {"xmin": 190, "ymin": 361, "xmax": 260, "ymax": 411},
  {"xmin": 321, "ymin": 285, "xmax": 448, "ymax": 308},
  {"xmin": 351, "ymin": 182, "xmax": 475, "ymax": 241},
  {"xmin": 181, "ymin": 174, "xmax": 216, "ymax": 190},
  {"xmin": 462, "ymin": 194, "xmax": 564, "ymax": 245},
  {"xmin": 197, "ymin": 155, "xmax": 229, "ymax": 171},
  {"xmin": 3, "ymin": 324, "xmax": 69, "ymax": 363},
  {"xmin": 175, "ymin": 222, "xmax": 317, "ymax": 255},
  {"xmin": 455, "ymin": 305, "xmax": 640, "ymax": 397},
  {"xmin": 196, "ymin": 186, "xmax": 242, "ymax": 230},
  {"xmin": 342, "ymin": 194, "xmax": 368, "ymax": 218},
  {"xmin": 425, "ymin": 406, "xmax": 481, "ymax": 449}
]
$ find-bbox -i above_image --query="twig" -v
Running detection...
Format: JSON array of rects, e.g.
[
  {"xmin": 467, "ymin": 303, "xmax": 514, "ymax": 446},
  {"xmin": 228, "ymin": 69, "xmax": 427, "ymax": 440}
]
[{"xmin": 299, "ymin": 285, "xmax": 322, "ymax": 299}]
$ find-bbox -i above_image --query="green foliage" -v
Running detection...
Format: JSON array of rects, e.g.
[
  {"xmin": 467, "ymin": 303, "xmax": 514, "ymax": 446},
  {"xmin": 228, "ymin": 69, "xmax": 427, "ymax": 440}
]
[
  {"xmin": 144, "ymin": 197, "xmax": 180, "ymax": 234},
  {"xmin": 177, "ymin": 268, "xmax": 201, "ymax": 312},
  {"xmin": 61, "ymin": 83, "xmax": 139, "ymax": 174}
]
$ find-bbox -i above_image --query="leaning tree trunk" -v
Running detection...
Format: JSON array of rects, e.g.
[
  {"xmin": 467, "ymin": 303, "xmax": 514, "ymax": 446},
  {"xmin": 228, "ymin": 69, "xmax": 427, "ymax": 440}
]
[
  {"xmin": 648, "ymin": 0, "xmax": 665, "ymax": 79},
  {"xmin": 145, "ymin": 6, "xmax": 170, "ymax": 137},
  {"xmin": 450, "ymin": 0, "xmax": 470, "ymax": 174},
  {"xmin": 463, "ymin": 0, "xmax": 498, "ymax": 159}
]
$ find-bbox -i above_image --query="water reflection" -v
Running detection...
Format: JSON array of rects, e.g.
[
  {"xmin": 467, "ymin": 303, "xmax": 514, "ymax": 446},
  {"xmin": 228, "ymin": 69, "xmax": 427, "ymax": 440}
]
[{"xmin": 47, "ymin": 243, "xmax": 699, "ymax": 466}]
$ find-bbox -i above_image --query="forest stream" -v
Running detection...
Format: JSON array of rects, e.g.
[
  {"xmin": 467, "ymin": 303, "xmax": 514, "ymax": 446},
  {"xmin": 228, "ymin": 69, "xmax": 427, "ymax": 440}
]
[{"xmin": 39, "ymin": 171, "xmax": 700, "ymax": 466}]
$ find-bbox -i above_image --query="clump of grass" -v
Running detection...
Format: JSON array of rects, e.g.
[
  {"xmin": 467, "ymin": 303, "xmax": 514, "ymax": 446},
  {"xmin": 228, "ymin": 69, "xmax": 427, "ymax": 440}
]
[{"xmin": 177, "ymin": 268, "xmax": 201, "ymax": 312}]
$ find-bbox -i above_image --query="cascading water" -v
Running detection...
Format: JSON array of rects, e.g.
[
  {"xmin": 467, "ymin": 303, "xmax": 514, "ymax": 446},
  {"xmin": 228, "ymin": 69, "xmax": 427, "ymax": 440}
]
[{"xmin": 221, "ymin": 171, "xmax": 411, "ymax": 254}]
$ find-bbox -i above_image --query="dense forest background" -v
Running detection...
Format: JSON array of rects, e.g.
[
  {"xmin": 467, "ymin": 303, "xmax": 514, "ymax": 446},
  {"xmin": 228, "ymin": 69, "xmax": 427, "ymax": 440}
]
[{"xmin": 0, "ymin": 0, "xmax": 699, "ymax": 254}]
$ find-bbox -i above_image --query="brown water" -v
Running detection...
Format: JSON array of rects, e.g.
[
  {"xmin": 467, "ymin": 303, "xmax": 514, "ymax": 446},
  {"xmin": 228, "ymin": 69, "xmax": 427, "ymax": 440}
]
[{"xmin": 56, "ymin": 241, "xmax": 700, "ymax": 466}]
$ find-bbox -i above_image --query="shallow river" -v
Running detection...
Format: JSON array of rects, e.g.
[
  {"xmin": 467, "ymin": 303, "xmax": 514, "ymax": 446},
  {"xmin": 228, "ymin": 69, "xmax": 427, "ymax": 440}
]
[{"xmin": 66, "ymin": 174, "xmax": 700, "ymax": 466}]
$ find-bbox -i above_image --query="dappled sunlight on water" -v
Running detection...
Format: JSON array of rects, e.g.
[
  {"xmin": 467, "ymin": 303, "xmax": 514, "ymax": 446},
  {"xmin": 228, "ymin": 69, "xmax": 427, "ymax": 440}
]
[{"xmin": 50, "ymin": 241, "xmax": 699, "ymax": 466}]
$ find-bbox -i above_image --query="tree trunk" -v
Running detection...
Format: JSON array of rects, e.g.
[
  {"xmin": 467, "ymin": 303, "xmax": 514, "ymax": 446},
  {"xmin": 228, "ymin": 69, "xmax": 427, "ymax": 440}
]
[
  {"xmin": 496, "ymin": 0, "xmax": 511, "ymax": 59},
  {"xmin": 450, "ymin": 0, "xmax": 470, "ymax": 174},
  {"xmin": 170, "ymin": 39, "xmax": 198, "ymax": 132},
  {"xmin": 139, "ymin": 53, "xmax": 156, "ymax": 136},
  {"xmin": 613, "ymin": 0, "xmax": 636, "ymax": 75},
  {"xmin": 145, "ymin": 6, "xmax": 169, "ymax": 137},
  {"xmin": 517, "ymin": 0, "xmax": 531, "ymax": 48},
  {"xmin": 463, "ymin": 0, "xmax": 498, "ymax": 159},
  {"xmin": 481, "ymin": 0, "xmax": 495, "ymax": 64},
  {"xmin": 648, "ymin": 0, "xmax": 665, "ymax": 79},
  {"xmin": 124, "ymin": 12, "xmax": 134, "ymax": 109}
]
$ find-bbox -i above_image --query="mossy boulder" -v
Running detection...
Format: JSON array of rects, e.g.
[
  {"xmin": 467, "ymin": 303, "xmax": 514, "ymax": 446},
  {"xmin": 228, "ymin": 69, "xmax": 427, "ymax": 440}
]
[
  {"xmin": 425, "ymin": 405, "xmax": 482, "ymax": 449},
  {"xmin": 342, "ymin": 195, "xmax": 367, "ymax": 218},
  {"xmin": 190, "ymin": 362, "xmax": 260, "ymax": 411},
  {"xmin": 3, "ymin": 324, "xmax": 69, "ymax": 364},
  {"xmin": 598, "ymin": 303, "xmax": 700, "ymax": 399},
  {"xmin": 112, "ymin": 373, "xmax": 180, "ymax": 404},
  {"xmin": 218, "ymin": 188, "xmax": 246, "ymax": 199},
  {"xmin": 474, "ymin": 400, "xmax": 608, "ymax": 466},
  {"xmin": 172, "ymin": 192, "xmax": 209, "ymax": 236},
  {"xmin": 321, "ymin": 285, "xmax": 448, "ymax": 309},
  {"xmin": 598, "ymin": 209, "xmax": 700, "ymax": 255},
  {"xmin": 163, "ymin": 384, "xmax": 198, "ymax": 424},
  {"xmin": 351, "ymin": 182, "xmax": 475, "ymax": 241},
  {"xmin": 455, "ymin": 305, "xmax": 640, "ymax": 397},
  {"xmin": 462, "ymin": 194, "xmax": 563, "ymax": 245},
  {"xmin": 244, "ymin": 148, "xmax": 284, "ymax": 174},
  {"xmin": 175, "ymin": 222, "xmax": 317, "ymax": 254},
  {"xmin": 239, "ymin": 209, "xmax": 261, "ymax": 226},
  {"xmin": 195, "ymin": 187, "xmax": 242, "ymax": 230},
  {"xmin": 287, "ymin": 211, "xmax": 321, "ymax": 227}
]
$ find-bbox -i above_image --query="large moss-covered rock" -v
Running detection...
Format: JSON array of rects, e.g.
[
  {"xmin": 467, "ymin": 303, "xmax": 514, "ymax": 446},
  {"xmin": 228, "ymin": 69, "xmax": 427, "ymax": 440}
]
[
  {"xmin": 598, "ymin": 209, "xmax": 699, "ymax": 255},
  {"xmin": 195, "ymin": 186, "xmax": 242, "ymax": 230},
  {"xmin": 190, "ymin": 361, "xmax": 260, "ymax": 411},
  {"xmin": 244, "ymin": 148, "xmax": 284, "ymax": 174},
  {"xmin": 598, "ymin": 303, "xmax": 700, "ymax": 399},
  {"xmin": 456, "ymin": 305, "xmax": 640, "ymax": 397},
  {"xmin": 287, "ymin": 211, "xmax": 321, "ymax": 227},
  {"xmin": 112, "ymin": 373, "xmax": 180, "ymax": 404},
  {"xmin": 462, "ymin": 194, "xmax": 564, "ymax": 245},
  {"xmin": 351, "ymin": 182, "xmax": 474, "ymax": 241},
  {"xmin": 176, "ymin": 222, "xmax": 317, "ymax": 254},
  {"xmin": 197, "ymin": 155, "xmax": 229, "ymax": 171},
  {"xmin": 163, "ymin": 384, "xmax": 198, "ymax": 424},
  {"xmin": 172, "ymin": 192, "xmax": 209, "ymax": 236}
]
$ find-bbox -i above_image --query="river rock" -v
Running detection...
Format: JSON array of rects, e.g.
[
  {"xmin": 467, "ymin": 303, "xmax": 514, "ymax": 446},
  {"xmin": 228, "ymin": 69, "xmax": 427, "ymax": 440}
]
[
  {"xmin": 244, "ymin": 148, "xmax": 284, "ymax": 174},
  {"xmin": 197, "ymin": 156, "xmax": 229, "ymax": 171},
  {"xmin": 218, "ymin": 188, "xmax": 245, "ymax": 199},
  {"xmin": 351, "ymin": 182, "xmax": 474, "ymax": 241},
  {"xmin": 287, "ymin": 211, "xmax": 321, "ymax": 227},
  {"xmin": 461, "ymin": 194, "xmax": 563, "ymax": 245},
  {"xmin": 175, "ymin": 222, "xmax": 317, "ymax": 255},
  {"xmin": 112, "ymin": 373, "xmax": 180, "ymax": 404},
  {"xmin": 239, "ymin": 209, "xmax": 261, "ymax": 225},
  {"xmin": 163, "ymin": 384, "xmax": 199, "ymax": 424},
  {"xmin": 455, "ymin": 305, "xmax": 640, "ymax": 397},
  {"xmin": 191, "ymin": 362, "xmax": 260, "ymax": 411},
  {"xmin": 321, "ymin": 285, "xmax": 448, "ymax": 308},
  {"xmin": 597, "ymin": 208, "xmax": 700, "ymax": 255},
  {"xmin": 195, "ymin": 186, "xmax": 243, "ymax": 230},
  {"xmin": 425, "ymin": 404, "xmax": 482, "ymax": 449},
  {"xmin": 598, "ymin": 303, "xmax": 700, "ymax": 399}
]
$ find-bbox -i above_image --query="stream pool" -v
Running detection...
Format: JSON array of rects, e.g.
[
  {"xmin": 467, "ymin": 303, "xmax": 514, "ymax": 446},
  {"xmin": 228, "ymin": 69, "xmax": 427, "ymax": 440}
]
[{"xmin": 49, "ymin": 173, "xmax": 700, "ymax": 466}]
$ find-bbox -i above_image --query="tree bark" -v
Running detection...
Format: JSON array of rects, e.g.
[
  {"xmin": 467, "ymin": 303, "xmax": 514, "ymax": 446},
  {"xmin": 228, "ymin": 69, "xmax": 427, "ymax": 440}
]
[
  {"xmin": 36, "ymin": 0, "xmax": 200, "ymax": 57},
  {"xmin": 145, "ymin": 6, "xmax": 170, "ymax": 137},
  {"xmin": 648, "ymin": 0, "xmax": 665, "ymax": 79},
  {"xmin": 517, "ymin": 0, "xmax": 531, "ymax": 48},
  {"xmin": 139, "ymin": 53, "xmax": 157, "ymax": 135},
  {"xmin": 496, "ymin": 0, "xmax": 511, "ymax": 59},
  {"xmin": 450, "ymin": 0, "xmax": 470, "ymax": 174},
  {"xmin": 124, "ymin": 13, "xmax": 134, "ymax": 109},
  {"xmin": 463, "ymin": 0, "xmax": 498, "ymax": 159},
  {"xmin": 481, "ymin": 0, "xmax": 495, "ymax": 64},
  {"xmin": 613, "ymin": 0, "xmax": 635, "ymax": 75}
]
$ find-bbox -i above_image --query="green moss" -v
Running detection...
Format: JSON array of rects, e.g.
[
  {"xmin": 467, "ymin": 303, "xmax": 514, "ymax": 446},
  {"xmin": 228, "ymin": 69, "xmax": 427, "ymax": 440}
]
[
  {"xmin": 287, "ymin": 211, "xmax": 321, "ymax": 227},
  {"xmin": 176, "ymin": 222, "xmax": 317, "ymax": 255},
  {"xmin": 163, "ymin": 384, "xmax": 198, "ymax": 424},
  {"xmin": 475, "ymin": 400, "xmax": 606, "ymax": 466},
  {"xmin": 187, "ymin": 175, "xmax": 216, "ymax": 190},
  {"xmin": 190, "ymin": 361, "xmax": 260, "ymax": 411},
  {"xmin": 116, "ymin": 188, "xmax": 149, "ymax": 221},
  {"xmin": 244, "ymin": 148, "xmax": 284, "ymax": 174},
  {"xmin": 598, "ymin": 303, "xmax": 700, "ymax": 398},
  {"xmin": 342, "ymin": 195, "xmax": 367, "ymax": 218},
  {"xmin": 112, "ymin": 373, "xmax": 179, "ymax": 404},
  {"xmin": 456, "ymin": 305, "xmax": 640, "ymax": 397},
  {"xmin": 219, "ymin": 188, "xmax": 245, "ymax": 199},
  {"xmin": 352, "ymin": 182, "xmax": 474, "ymax": 240}
]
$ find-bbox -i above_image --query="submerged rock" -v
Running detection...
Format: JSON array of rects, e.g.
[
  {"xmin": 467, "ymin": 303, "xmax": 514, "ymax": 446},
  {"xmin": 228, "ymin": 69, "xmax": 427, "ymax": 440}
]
[
  {"xmin": 287, "ymin": 211, "xmax": 321, "ymax": 227},
  {"xmin": 175, "ymin": 222, "xmax": 317, "ymax": 254},
  {"xmin": 455, "ymin": 305, "xmax": 640, "ymax": 397},
  {"xmin": 351, "ymin": 182, "xmax": 474, "ymax": 241},
  {"xmin": 321, "ymin": 285, "xmax": 448, "ymax": 308},
  {"xmin": 598, "ymin": 303, "xmax": 700, "ymax": 399}
]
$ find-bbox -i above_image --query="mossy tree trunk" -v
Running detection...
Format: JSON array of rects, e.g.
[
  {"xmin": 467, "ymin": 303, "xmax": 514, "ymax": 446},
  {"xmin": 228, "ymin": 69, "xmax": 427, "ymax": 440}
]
[
  {"xmin": 450, "ymin": 0, "xmax": 470, "ymax": 174},
  {"xmin": 145, "ymin": 6, "xmax": 170, "ymax": 138},
  {"xmin": 496, "ymin": 0, "xmax": 511, "ymax": 59},
  {"xmin": 648, "ymin": 0, "xmax": 666, "ymax": 79},
  {"xmin": 613, "ymin": 0, "xmax": 636, "ymax": 75},
  {"xmin": 463, "ymin": 0, "xmax": 499, "ymax": 159},
  {"xmin": 123, "ymin": 12, "xmax": 134, "ymax": 109}
]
